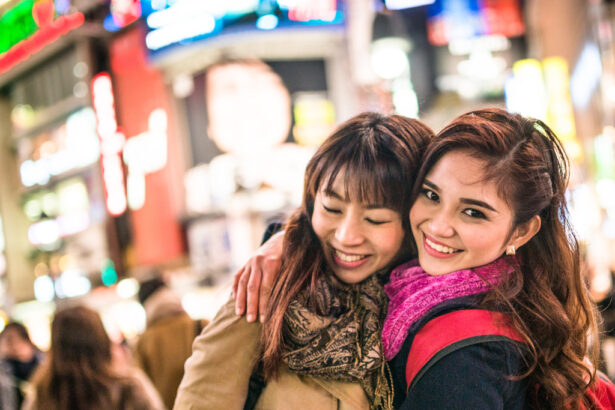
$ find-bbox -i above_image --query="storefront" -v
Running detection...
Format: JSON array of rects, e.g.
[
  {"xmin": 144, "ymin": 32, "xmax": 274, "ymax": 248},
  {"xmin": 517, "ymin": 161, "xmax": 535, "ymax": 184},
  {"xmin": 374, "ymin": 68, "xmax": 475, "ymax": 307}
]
[{"xmin": 0, "ymin": 0, "xmax": 133, "ymax": 337}]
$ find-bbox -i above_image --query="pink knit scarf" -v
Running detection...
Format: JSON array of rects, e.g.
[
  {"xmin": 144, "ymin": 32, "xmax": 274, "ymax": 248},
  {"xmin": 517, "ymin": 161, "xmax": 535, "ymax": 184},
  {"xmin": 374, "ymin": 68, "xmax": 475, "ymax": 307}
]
[{"xmin": 382, "ymin": 257, "xmax": 516, "ymax": 360}]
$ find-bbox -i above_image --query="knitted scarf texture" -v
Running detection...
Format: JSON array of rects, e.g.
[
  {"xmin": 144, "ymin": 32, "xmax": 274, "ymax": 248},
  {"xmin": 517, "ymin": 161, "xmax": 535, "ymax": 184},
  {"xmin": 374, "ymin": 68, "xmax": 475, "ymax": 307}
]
[
  {"xmin": 282, "ymin": 272, "xmax": 394, "ymax": 410},
  {"xmin": 382, "ymin": 256, "xmax": 516, "ymax": 360}
]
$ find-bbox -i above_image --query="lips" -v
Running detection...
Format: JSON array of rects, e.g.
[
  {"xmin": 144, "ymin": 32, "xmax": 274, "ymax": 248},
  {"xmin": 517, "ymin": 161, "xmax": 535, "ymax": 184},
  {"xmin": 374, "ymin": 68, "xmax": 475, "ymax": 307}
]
[{"xmin": 422, "ymin": 234, "xmax": 461, "ymax": 258}]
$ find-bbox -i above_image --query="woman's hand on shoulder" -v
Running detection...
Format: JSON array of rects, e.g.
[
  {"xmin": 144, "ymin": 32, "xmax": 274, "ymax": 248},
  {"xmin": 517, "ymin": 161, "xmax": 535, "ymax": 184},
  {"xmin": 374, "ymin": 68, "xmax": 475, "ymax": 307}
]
[{"xmin": 232, "ymin": 231, "xmax": 284, "ymax": 322}]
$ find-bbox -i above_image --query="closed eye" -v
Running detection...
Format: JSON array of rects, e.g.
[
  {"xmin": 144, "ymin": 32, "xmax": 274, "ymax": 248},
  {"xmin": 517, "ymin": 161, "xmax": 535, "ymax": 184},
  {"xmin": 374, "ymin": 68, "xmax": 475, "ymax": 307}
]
[
  {"xmin": 365, "ymin": 218, "xmax": 389, "ymax": 225},
  {"xmin": 323, "ymin": 204, "xmax": 341, "ymax": 214}
]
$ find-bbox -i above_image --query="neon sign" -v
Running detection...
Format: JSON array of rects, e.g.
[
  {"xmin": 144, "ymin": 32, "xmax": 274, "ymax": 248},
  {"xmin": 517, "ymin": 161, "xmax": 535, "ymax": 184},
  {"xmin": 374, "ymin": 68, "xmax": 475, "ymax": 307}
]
[
  {"xmin": 91, "ymin": 73, "xmax": 127, "ymax": 217},
  {"xmin": 141, "ymin": 0, "xmax": 344, "ymax": 51},
  {"xmin": 0, "ymin": 0, "xmax": 84, "ymax": 73}
]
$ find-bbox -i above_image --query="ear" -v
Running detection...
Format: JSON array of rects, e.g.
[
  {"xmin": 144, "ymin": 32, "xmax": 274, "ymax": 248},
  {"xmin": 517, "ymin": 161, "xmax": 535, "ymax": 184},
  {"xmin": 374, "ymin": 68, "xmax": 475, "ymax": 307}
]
[{"xmin": 509, "ymin": 215, "xmax": 541, "ymax": 250}]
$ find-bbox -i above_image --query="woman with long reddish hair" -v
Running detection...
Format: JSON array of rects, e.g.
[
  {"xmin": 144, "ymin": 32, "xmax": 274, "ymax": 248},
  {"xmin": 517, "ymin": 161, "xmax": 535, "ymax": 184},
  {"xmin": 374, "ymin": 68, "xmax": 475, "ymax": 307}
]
[
  {"xmin": 384, "ymin": 108, "xmax": 599, "ymax": 408},
  {"xmin": 175, "ymin": 112, "xmax": 433, "ymax": 409}
]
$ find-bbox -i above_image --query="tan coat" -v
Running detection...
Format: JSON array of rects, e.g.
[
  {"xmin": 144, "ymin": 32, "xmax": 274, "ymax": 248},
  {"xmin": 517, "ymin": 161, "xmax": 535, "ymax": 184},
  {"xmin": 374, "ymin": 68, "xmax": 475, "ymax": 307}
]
[{"xmin": 173, "ymin": 297, "xmax": 369, "ymax": 410}]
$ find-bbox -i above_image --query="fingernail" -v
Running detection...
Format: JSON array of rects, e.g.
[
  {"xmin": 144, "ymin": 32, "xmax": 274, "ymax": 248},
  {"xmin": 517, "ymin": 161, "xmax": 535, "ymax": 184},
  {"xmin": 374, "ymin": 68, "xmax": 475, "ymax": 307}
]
[
  {"xmin": 260, "ymin": 315, "xmax": 265, "ymax": 323},
  {"xmin": 235, "ymin": 307, "xmax": 241, "ymax": 316},
  {"xmin": 247, "ymin": 314, "xmax": 256, "ymax": 322}
]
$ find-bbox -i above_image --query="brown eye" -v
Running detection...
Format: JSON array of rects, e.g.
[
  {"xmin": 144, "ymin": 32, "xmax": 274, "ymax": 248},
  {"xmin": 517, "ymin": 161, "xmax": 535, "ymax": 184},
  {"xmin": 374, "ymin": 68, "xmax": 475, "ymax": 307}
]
[{"xmin": 463, "ymin": 208, "xmax": 486, "ymax": 219}]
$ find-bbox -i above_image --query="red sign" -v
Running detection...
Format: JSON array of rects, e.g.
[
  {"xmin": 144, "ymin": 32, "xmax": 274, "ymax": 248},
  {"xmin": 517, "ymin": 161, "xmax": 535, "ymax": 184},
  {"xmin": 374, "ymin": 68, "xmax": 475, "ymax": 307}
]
[
  {"xmin": 109, "ymin": 26, "xmax": 185, "ymax": 266},
  {"xmin": 0, "ymin": 8, "xmax": 84, "ymax": 74}
]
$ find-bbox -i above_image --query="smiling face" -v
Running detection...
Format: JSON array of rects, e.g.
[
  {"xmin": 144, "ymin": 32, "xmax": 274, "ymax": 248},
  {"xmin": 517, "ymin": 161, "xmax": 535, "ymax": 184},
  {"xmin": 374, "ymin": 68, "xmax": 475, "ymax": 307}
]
[
  {"xmin": 410, "ymin": 150, "xmax": 523, "ymax": 276},
  {"xmin": 311, "ymin": 172, "xmax": 405, "ymax": 284}
]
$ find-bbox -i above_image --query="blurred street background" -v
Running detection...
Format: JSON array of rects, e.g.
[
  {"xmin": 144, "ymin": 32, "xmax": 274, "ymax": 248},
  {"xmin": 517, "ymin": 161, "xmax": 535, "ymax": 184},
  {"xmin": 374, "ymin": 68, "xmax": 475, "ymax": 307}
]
[{"xmin": 0, "ymin": 0, "xmax": 614, "ymax": 376}]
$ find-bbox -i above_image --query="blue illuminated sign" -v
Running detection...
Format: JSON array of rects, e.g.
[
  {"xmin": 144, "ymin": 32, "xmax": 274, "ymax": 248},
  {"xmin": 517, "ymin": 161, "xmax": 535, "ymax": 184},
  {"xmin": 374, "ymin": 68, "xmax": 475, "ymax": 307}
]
[{"xmin": 140, "ymin": 0, "xmax": 345, "ymax": 52}]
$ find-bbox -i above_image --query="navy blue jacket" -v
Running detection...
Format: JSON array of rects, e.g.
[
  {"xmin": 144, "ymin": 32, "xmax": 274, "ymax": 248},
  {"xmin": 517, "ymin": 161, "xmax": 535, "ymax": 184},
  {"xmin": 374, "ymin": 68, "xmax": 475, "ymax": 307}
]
[{"xmin": 389, "ymin": 296, "xmax": 529, "ymax": 409}]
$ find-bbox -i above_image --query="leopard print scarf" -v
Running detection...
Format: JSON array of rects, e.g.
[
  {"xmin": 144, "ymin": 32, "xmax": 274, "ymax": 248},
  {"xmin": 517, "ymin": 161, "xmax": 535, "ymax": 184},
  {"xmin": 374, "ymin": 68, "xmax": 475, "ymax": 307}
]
[{"xmin": 282, "ymin": 272, "xmax": 393, "ymax": 409}]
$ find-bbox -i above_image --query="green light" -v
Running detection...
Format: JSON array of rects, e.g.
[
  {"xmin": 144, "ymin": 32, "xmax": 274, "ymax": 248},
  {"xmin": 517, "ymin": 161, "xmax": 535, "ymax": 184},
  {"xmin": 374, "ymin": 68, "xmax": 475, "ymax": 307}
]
[
  {"xmin": 101, "ymin": 259, "xmax": 118, "ymax": 286},
  {"xmin": 0, "ymin": 0, "xmax": 37, "ymax": 55}
]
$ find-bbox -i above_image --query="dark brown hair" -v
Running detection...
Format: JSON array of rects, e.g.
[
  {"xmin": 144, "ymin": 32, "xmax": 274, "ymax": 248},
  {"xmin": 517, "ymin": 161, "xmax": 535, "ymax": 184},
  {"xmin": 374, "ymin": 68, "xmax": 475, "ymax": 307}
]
[
  {"xmin": 31, "ymin": 306, "xmax": 121, "ymax": 410},
  {"xmin": 261, "ymin": 112, "xmax": 433, "ymax": 378},
  {"xmin": 412, "ymin": 108, "xmax": 598, "ymax": 409}
]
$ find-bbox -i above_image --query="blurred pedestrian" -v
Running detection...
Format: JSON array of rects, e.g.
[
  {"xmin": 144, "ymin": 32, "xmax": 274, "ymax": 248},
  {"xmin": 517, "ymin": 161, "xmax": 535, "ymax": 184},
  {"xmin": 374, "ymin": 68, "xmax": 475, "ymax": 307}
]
[
  {"xmin": 0, "ymin": 322, "xmax": 42, "ymax": 409},
  {"xmin": 22, "ymin": 305, "xmax": 164, "ymax": 410},
  {"xmin": 135, "ymin": 276, "xmax": 207, "ymax": 409}
]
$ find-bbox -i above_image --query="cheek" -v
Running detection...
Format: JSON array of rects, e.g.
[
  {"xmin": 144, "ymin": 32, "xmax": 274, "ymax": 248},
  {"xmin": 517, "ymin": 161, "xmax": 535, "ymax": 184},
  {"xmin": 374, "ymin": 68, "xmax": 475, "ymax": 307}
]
[
  {"xmin": 409, "ymin": 202, "xmax": 427, "ymax": 226},
  {"xmin": 310, "ymin": 211, "xmax": 329, "ymax": 240},
  {"xmin": 378, "ymin": 225, "xmax": 405, "ymax": 256},
  {"xmin": 464, "ymin": 227, "xmax": 507, "ymax": 253}
]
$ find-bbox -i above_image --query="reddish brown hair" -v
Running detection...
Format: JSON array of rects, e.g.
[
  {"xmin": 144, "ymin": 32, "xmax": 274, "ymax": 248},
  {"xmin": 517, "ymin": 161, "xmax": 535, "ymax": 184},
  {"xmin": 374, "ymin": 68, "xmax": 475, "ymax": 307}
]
[
  {"xmin": 412, "ymin": 108, "xmax": 599, "ymax": 409},
  {"xmin": 261, "ymin": 112, "xmax": 433, "ymax": 378},
  {"xmin": 31, "ymin": 306, "xmax": 120, "ymax": 410}
]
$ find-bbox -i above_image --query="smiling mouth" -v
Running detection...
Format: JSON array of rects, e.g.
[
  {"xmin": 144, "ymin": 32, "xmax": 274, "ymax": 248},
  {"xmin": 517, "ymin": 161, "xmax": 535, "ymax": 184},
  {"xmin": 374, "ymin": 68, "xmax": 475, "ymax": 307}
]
[
  {"xmin": 335, "ymin": 249, "xmax": 366, "ymax": 262},
  {"xmin": 424, "ymin": 235, "xmax": 461, "ymax": 255}
]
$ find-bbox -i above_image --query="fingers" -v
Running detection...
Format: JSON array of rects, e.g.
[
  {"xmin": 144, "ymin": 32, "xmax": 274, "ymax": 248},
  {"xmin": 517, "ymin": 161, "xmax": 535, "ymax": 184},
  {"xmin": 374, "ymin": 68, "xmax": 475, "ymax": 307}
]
[
  {"xmin": 259, "ymin": 256, "xmax": 280, "ymax": 322},
  {"xmin": 232, "ymin": 267, "xmax": 243, "ymax": 299},
  {"xmin": 234, "ymin": 267, "xmax": 249, "ymax": 316},
  {"xmin": 245, "ymin": 266, "xmax": 262, "ymax": 323}
]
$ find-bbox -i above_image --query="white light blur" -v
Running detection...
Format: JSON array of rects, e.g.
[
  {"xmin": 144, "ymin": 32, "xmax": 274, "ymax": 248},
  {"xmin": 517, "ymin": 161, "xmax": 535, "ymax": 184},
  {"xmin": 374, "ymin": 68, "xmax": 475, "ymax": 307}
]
[
  {"xmin": 384, "ymin": 0, "xmax": 435, "ymax": 10},
  {"xmin": 105, "ymin": 301, "xmax": 146, "ymax": 339},
  {"xmin": 370, "ymin": 38, "xmax": 410, "ymax": 80},
  {"xmin": 56, "ymin": 211, "xmax": 90, "ymax": 236},
  {"xmin": 448, "ymin": 35, "xmax": 509, "ymax": 56},
  {"xmin": 28, "ymin": 220, "xmax": 61, "ymax": 246},
  {"xmin": 123, "ymin": 109, "xmax": 168, "ymax": 210},
  {"xmin": 56, "ymin": 270, "xmax": 91, "ymax": 298},
  {"xmin": 57, "ymin": 179, "xmax": 90, "ymax": 214},
  {"xmin": 569, "ymin": 184, "xmax": 601, "ymax": 241},
  {"xmin": 392, "ymin": 79, "xmax": 419, "ymax": 117},
  {"xmin": 20, "ymin": 160, "xmax": 50, "ymax": 187},
  {"xmin": 256, "ymin": 14, "xmax": 279, "ymax": 30},
  {"xmin": 126, "ymin": 172, "xmax": 146, "ymax": 210},
  {"xmin": 596, "ymin": 179, "xmax": 615, "ymax": 211},
  {"xmin": 116, "ymin": 278, "xmax": 139, "ymax": 299},
  {"xmin": 19, "ymin": 108, "xmax": 99, "ymax": 187},
  {"xmin": 457, "ymin": 50, "xmax": 506, "ymax": 79},
  {"xmin": 34, "ymin": 276, "xmax": 55, "ymax": 302},
  {"xmin": 570, "ymin": 43, "xmax": 602, "ymax": 109},
  {"xmin": 146, "ymin": 14, "xmax": 216, "ymax": 50}
]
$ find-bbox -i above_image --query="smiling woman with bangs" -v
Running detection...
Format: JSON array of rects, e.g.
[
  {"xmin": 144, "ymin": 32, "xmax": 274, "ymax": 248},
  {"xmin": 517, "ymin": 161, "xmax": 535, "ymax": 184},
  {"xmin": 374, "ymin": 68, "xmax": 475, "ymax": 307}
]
[{"xmin": 174, "ymin": 112, "xmax": 433, "ymax": 410}]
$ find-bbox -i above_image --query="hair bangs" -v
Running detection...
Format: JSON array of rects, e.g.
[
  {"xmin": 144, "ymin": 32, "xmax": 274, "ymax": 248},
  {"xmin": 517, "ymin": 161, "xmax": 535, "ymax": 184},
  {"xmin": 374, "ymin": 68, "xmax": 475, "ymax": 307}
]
[{"xmin": 320, "ymin": 144, "xmax": 406, "ymax": 213}]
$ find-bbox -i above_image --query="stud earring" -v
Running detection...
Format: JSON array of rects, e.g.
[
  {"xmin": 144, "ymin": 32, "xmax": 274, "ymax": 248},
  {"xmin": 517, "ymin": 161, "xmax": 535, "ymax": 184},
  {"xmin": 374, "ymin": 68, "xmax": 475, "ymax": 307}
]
[{"xmin": 505, "ymin": 245, "xmax": 516, "ymax": 256}]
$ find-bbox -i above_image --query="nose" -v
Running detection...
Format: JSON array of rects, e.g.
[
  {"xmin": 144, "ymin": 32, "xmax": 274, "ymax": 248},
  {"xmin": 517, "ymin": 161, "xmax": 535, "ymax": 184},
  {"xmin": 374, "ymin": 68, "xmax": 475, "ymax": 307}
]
[
  {"xmin": 335, "ymin": 214, "xmax": 364, "ymax": 246},
  {"xmin": 428, "ymin": 210, "xmax": 455, "ymax": 238}
]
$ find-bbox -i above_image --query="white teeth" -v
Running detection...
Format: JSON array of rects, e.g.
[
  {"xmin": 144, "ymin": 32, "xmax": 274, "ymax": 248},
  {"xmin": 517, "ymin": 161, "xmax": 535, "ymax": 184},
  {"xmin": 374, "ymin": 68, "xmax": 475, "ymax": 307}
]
[
  {"xmin": 425, "ymin": 237, "xmax": 458, "ymax": 254},
  {"xmin": 335, "ymin": 250, "xmax": 365, "ymax": 262}
]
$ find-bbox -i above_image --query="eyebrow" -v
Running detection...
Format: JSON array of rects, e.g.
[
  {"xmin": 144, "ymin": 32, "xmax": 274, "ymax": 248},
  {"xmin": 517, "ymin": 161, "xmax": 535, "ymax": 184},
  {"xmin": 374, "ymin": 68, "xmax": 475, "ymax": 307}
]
[
  {"xmin": 423, "ymin": 180, "xmax": 498, "ymax": 213},
  {"xmin": 322, "ymin": 188, "xmax": 388, "ymax": 210}
]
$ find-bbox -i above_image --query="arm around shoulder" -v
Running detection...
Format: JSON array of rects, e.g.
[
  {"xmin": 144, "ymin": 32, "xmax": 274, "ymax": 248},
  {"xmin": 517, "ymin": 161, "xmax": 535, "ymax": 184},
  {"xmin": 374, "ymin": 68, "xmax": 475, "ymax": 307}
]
[{"xmin": 173, "ymin": 297, "xmax": 262, "ymax": 410}]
